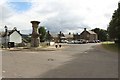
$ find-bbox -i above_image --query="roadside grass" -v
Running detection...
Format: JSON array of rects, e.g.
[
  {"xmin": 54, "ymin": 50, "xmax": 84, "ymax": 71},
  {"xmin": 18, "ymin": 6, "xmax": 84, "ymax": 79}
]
[
  {"xmin": 40, "ymin": 42, "xmax": 49, "ymax": 48},
  {"xmin": 102, "ymin": 41, "xmax": 118, "ymax": 52}
]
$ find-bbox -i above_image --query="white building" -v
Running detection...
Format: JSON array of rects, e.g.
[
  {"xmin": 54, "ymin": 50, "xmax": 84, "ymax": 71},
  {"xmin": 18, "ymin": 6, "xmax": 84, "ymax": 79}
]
[
  {"xmin": 1, "ymin": 28, "xmax": 22, "ymax": 47},
  {"xmin": 9, "ymin": 30, "xmax": 22, "ymax": 43}
]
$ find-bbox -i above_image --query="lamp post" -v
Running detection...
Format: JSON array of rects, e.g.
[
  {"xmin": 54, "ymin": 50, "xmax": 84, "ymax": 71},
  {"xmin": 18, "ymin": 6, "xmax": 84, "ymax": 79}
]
[{"xmin": 4, "ymin": 26, "xmax": 8, "ymax": 48}]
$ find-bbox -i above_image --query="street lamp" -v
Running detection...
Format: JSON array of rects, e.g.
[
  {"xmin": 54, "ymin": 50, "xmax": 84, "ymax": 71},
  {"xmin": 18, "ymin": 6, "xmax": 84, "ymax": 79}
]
[{"xmin": 4, "ymin": 26, "xmax": 8, "ymax": 48}]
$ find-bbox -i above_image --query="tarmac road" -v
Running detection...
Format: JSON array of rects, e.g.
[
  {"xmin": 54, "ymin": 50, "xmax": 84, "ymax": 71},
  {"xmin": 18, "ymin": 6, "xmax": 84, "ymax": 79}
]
[{"xmin": 2, "ymin": 43, "xmax": 118, "ymax": 78}]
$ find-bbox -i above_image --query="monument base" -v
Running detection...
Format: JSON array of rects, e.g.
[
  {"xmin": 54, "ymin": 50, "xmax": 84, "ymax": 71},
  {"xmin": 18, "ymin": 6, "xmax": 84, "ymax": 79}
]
[{"xmin": 31, "ymin": 38, "xmax": 40, "ymax": 47}]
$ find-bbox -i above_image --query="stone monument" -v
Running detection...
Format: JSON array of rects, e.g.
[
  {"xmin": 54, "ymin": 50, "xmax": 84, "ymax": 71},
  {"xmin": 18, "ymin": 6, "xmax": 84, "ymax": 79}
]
[{"xmin": 31, "ymin": 21, "xmax": 40, "ymax": 47}]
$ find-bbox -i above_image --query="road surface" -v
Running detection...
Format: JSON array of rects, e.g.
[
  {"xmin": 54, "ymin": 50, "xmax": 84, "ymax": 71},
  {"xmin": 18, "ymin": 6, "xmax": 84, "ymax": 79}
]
[{"xmin": 2, "ymin": 43, "xmax": 118, "ymax": 78}]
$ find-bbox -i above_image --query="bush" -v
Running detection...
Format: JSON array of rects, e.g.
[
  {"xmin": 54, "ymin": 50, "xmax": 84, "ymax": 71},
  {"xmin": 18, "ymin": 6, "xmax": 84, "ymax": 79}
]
[{"xmin": 16, "ymin": 43, "xmax": 26, "ymax": 47}]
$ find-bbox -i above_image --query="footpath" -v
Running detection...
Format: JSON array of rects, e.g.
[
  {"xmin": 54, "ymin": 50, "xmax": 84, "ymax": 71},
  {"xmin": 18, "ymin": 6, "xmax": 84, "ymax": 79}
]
[{"xmin": 0, "ymin": 44, "xmax": 66, "ymax": 52}]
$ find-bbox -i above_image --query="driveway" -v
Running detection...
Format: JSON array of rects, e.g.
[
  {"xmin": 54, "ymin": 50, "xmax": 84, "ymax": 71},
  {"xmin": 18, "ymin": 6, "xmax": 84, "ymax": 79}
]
[{"xmin": 2, "ymin": 43, "xmax": 118, "ymax": 78}]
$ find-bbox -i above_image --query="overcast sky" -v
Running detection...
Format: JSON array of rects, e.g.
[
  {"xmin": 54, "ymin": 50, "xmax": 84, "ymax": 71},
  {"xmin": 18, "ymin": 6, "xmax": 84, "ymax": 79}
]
[{"xmin": 0, "ymin": 0, "xmax": 119, "ymax": 34}]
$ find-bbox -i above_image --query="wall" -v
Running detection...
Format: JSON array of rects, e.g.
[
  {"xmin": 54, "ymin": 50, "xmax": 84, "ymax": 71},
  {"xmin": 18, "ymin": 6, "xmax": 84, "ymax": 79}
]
[
  {"xmin": 1, "ymin": 36, "xmax": 9, "ymax": 44},
  {"xmin": 9, "ymin": 31, "xmax": 22, "ymax": 43},
  {"xmin": 80, "ymin": 31, "xmax": 90, "ymax": 40}
]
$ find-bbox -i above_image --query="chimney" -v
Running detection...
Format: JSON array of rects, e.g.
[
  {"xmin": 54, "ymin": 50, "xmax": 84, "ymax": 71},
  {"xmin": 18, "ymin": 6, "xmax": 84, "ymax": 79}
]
[
  {"xmin": 47, "ymin": 30, "xmax": 50, "ymax": 34},
  {"xmin": 84, "ymin": 28, "xmax": 86, "ymax": 31},
  {"xmin": 69, "ymin": 32, "xmax": 71, "ymax": 35}
]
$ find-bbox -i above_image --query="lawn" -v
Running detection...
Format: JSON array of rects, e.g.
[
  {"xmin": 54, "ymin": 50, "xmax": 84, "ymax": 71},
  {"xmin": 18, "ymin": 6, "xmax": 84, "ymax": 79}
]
[{"xmin": 102, "ymin": 41, "xmax": 119, "ymax": 52}]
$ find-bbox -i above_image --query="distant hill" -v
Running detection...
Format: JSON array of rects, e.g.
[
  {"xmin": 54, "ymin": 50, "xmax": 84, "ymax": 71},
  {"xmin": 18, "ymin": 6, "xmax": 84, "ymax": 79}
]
[{"xmin": 21, "ymin": 29, "xmax": 32, "ymax": 34}]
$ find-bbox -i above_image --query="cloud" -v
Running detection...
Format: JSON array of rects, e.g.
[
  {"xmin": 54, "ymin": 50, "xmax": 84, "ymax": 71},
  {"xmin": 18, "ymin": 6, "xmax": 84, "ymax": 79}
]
[{"xmin": 0, "ymin": 0, "xmax": 119, "ymax": 34}]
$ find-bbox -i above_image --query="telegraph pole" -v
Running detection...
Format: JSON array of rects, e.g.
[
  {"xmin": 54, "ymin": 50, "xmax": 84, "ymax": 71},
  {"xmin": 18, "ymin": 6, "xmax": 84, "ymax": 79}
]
[{"xmin": 4, "ymin": 26, "xmax": 8, "ymax": 49}]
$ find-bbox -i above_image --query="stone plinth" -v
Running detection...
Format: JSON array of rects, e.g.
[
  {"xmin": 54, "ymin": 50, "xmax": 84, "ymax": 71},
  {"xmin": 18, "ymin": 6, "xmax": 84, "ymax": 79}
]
[{"xmin": 31, "ymin": 21, "xmax": 40, "ymax": 47}]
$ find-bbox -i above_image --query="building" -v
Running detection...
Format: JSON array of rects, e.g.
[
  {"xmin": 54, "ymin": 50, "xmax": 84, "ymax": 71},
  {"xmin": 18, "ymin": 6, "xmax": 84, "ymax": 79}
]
[
  {"xmin": 50, "ymin": 33, "xmax": 58, "ymax": 43},
  {"xmin": 80, "ymin": 28, "xmax": 98, "ymax": 42},
  {"xmin": 1, "ymin": 27, "xmax": 22, "ymax": 47},
  {"xmin": 50, "ymin": 32, "xmax": 74, "ymax": 43},
  {"xmin": 64, "ymin": 32, "xmax": 74, "ymax": 41},
  {"xmin": 0, "ymin": 32, "xmax": 4, "ymax": 46},
  {"xmin": 73, "ymin": 33, "xmax": 80, "ymax": 40}
]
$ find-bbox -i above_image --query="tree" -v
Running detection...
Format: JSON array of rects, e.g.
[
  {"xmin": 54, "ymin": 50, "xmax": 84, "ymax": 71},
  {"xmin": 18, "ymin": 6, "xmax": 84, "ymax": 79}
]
[
  {"xmin": 91, "ymin": 28, "xmax": 108, "ymax": 41},
  {"xmin": 45, "ymin": 31, "xmax": 52, "ymax": 41},
  {"xmin": 108, "ymin": 2, "xmax": 120, "ymax": 43},
  {"xmin": 45, "ymin": 31, "xmax": 53, "ymax": 45},
  {"xmin": 38, "ymin": 26, "xmax": 46, "ymax": 42}
]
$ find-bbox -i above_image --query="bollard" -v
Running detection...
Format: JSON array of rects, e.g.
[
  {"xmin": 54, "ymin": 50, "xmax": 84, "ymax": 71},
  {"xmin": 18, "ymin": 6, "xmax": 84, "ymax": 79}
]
[
  {"xmin": 1, "ymin": 45, "xmax": 3, "ymax": 49},
  {"xmin": 8, "ymin": 43, "xmax": 11, "ymax": 49},
  {"xmin": 59, "ymin": 45, "xmax": 61, "ymax": 48},
  {"xmin": 55, "ymin": 45, "xmax": 58, "ymax": 48}
]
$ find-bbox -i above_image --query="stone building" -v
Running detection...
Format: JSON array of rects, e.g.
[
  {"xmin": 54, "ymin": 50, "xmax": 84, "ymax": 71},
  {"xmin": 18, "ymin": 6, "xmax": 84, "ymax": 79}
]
[
  {"xmin": 64, "ymin": 32, "xmax": 74, "ymax": 41},
  {"xmin": 80, "ymin": 28, "xmax": 98, "ymax": 42}
]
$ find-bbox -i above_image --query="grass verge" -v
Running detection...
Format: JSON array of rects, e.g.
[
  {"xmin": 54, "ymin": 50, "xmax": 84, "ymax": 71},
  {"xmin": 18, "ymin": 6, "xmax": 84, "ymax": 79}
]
[{"xmin": 102, "ymin": 41, "xmax": 118, "ymax": 52}]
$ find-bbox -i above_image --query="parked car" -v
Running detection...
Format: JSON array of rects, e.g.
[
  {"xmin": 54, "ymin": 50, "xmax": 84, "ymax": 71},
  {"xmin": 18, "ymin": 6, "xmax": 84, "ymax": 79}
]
[
  {"xmin": 88, "ymin": 40, "xmax": 100, "ymax": 43},
  {"xmin": 67, "ymin": 40, "xmax": 75, "ymax": 44},
  {"xmin": 67, "ymin": 39, "xmax": 89, "ymax": 44},
  {"xmin": 88, "ymin": 40, "xmax": 95, "ymax": 43},
  {"xmin": 61, "ymin": 40, "xmax": 68, "ymax": 43},
  {"xmin": 79, "ymin": 39, "xmax": 87, "ymax": 44},
  {"xmin": 95, "ymin": 40, "xmax": 101, "ymax": 43},
  {"xmin": 74, "ymin": 40, "xmax": 81, "ymax": 44}
]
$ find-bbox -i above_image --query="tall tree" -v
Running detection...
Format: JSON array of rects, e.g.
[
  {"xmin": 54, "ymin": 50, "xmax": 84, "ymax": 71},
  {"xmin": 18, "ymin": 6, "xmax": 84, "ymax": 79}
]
[
  {"xmin": 38, "ymin": 26, "xmax": 46, "ymax": 42},
  {"xmin": 108, "ymin": 2, "xmax": 120, "ymax": 43},
  {"xmin": 91, "ymin": 28, "xmax": 108, "ymax": 41}
]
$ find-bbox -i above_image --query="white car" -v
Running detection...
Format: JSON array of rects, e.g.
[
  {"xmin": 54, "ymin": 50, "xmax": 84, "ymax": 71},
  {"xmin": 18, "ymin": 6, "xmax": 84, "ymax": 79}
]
[
  {"xmin": 61, "ymin": 40, "xmax": 68, "ymax": 43},
  {"xmin": 67, "ymin": 40, "xmax": 75, "ymax": 44}
]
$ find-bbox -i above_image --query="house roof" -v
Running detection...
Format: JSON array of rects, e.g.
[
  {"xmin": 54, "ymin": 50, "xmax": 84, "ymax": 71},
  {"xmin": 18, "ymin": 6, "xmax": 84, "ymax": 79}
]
[
  {"xmin": 64, "ymin": 34, "xmax": 73, "ymax": 38},
  {"xmin": 87, "ymin": 30, "xmax": 96, "ymax": 34},
  {"xmin": 0, "ymin": 32, "xmax": 5, "ymax": 37},
  {"xmin": 1, "ymin": 28, "xmax": 22, "ymax": 37},
  {"xmin": 50, "ymin": 33, "xmax": 58, "ymax": 37},
  {"xmin": 51, "ymin": 33, "xmax": 74, "ymax": 38},
  {"xmin": 1, "ymin": 32, "xmax": 6, "ymax": 37},
  {"xmin": 8, "ymin": 29, "xmax": 21, "ymax": 36},
  {"xmin": 58, "ymin": 33, "xmax": 65, "ymax": 37}
]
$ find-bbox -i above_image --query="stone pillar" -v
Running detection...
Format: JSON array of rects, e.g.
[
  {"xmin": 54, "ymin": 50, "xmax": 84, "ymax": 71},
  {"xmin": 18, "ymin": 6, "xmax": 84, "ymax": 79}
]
[{"xmin": 31, "ymin": 21, "xmax": 40, "ymax": 47}]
